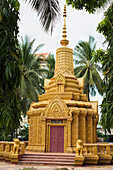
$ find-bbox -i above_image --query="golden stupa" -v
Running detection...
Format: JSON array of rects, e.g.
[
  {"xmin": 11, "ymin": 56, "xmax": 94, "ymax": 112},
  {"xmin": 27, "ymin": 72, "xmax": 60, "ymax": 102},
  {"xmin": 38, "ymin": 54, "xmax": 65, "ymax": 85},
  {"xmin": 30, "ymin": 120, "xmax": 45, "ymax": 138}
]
[{"xmin": 26, "ymin": 5, "xmax": 98, "ymax": 153}]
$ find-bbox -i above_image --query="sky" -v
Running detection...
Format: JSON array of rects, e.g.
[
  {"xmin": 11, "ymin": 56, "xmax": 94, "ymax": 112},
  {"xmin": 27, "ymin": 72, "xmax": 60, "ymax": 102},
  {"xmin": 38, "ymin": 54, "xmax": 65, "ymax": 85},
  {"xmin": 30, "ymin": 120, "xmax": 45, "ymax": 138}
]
[{"xmin": 18, "ymin": 0, "xmax": 108, "ymax": 118}]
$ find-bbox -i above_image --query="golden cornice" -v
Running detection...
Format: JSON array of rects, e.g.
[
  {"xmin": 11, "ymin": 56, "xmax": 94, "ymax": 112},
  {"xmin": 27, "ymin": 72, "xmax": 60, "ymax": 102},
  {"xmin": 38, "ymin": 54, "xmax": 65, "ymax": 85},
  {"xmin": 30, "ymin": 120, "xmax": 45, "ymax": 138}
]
[
  {"xmin": 56, "ymin": 47, "xmax": 72, "ymax": 53},
  {"xmin": 31, "ymin": 101, "xmax": 49, "ymax": 108},
  {"xmin": 27, "ymin": 108, "xmax": 45, "ymax": 116}
]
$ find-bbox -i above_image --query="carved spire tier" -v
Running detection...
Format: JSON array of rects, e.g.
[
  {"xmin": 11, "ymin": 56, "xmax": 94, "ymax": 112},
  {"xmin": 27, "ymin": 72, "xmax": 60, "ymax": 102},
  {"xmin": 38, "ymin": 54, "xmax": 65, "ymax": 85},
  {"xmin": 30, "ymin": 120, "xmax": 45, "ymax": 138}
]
[{"xmin": 54, "ymin": 5, "xmax": 74, "ymax": 77}]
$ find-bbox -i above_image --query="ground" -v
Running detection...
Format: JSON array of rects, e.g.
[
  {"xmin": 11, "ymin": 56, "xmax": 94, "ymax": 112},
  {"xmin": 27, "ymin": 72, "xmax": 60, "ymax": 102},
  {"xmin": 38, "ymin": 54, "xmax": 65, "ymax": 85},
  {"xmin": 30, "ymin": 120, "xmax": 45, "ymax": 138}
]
[{"xmin": 1, "ymin": 162, "xmax": 113, "ymax": 170}]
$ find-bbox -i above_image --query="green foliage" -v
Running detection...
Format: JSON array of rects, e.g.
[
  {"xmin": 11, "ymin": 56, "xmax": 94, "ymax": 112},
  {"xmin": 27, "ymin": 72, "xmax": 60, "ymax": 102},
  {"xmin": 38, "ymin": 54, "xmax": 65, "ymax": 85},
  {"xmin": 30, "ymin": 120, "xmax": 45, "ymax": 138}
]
[
  {"xmin": 18, "ymin": 35, "xmax": 45, "ymax": 116},
  {"xmin": 55, "ymin": 168, "xmax": 68, "ymax": 170},
  {"xmin": 66, "ymin": 0, "xmax": 109, "ymax": 13},
  {"xmin": 97, "ymin": 3, "xmax": 113, "ymax": 45},
  {"xmin": 46, "ymin": 54, "xmax": 55, "ymax": 79},
  {"xmin": 19, "ymin": 167, "xmax": 37, "ymax": 170},
  {"xmin": 97, "ymin": 130, "xmax": 109, "ymax": 141},
  {"xmin": 0, "ymin": 0, "xmax": 21, "ymax": 140},
  {"xmin": 96, "ymin": 3, "xmax": 113, "ymax": 132},
  {"xmin": 97, "ymin": 130, "xmax": 104, "ymax": 138},
  {"xmin": 19, "ymin": 125, "xmax": 29, "ymax": 141},
  {"xmin": 74, "ymin": 36, "xmax": 103, "ymax": 101},
  {"xmin": 0, "ymin": 0, "xmax": 20, "ymax": 92}
]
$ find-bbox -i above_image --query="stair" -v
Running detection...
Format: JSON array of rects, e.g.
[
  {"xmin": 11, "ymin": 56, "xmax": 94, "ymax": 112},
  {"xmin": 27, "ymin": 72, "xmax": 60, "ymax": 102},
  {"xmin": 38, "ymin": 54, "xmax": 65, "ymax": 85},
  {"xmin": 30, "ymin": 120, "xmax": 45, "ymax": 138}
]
[{"xmin": 18, "ymin": 153, "xmax": 75, "ymax": 166}]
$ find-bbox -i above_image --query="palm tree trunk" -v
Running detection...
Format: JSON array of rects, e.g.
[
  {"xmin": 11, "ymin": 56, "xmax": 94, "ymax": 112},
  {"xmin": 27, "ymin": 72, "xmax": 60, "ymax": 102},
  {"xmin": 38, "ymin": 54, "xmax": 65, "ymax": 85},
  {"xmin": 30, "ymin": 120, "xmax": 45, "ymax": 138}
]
[
  {"xmin": 11, "ymin": 129, "xmax": 14, "ymax": 141},
  {"xmin": 87, "ymin": 83, "xmax": 90, "ymax": 101},
  {"xmin": 15, "ymin": 128, "xmax": 18, "ymax": 138}
]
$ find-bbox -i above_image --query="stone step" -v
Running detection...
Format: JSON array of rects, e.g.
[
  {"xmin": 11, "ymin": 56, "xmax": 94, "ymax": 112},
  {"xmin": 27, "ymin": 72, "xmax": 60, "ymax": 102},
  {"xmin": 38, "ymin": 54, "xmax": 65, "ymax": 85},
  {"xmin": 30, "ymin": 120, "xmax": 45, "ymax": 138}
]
[
  {"xmin": 18, "ymin": 153, "xmax": 75, "ymax": 166},
  {"xmin": 23, "ymin": 154, "xmax": 75, "ymax": 157},
  {"xmin": 19, "ymin": 161, "xmax": 74, "ymax": 166},
  {"xmin": 21, "ymin": 155, "xmax": 75, "ymax": 160},
  {"xmin": 20, "ymin": 158, "xmax": 74, "ymax": 163}
]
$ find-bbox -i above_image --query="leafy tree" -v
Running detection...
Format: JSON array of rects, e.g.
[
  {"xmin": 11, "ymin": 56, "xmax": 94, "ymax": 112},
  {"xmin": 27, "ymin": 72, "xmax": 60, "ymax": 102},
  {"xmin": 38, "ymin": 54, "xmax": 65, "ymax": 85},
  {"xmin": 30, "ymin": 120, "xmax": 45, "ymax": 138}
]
[
  {"xmin": 19, "ymin": 125, "xmax": 29, "ymax": 141},
  {"xmin": 46, "ymin": 54, "xmax": 55, "ymax": 79},
  {"xmin": 97, "ymin": 130, "xmax": 104, "ymax": 138},
  {"xmin": 18, "ymin": 36, "xmax": 45, "ymax": 116},
  {"xmin": 94, "ymin": 49, "xmax": 113, "ymax": 134},
  {"xmin": 74, "ymin": 36, "xmax": 103, "ymax": 101},
  {"xmin": 66, "ymin": 0, "xmax": 110, "ymax": 13},
  {"xmin": 0, "ymin": 0, "xmax": 21, "ymax": 140},
  {"xmin": 94, "ymin": 3, "xmax": 113, "ymax": 133}
]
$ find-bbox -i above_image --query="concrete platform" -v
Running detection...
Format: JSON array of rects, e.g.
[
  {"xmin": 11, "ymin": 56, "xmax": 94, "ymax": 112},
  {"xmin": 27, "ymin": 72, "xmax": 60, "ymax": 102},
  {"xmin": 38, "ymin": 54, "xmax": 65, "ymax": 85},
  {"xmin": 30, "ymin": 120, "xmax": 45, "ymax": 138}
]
[{"xmin": 1, "ymin": 161, "xmax": 113, "ymax": 170}]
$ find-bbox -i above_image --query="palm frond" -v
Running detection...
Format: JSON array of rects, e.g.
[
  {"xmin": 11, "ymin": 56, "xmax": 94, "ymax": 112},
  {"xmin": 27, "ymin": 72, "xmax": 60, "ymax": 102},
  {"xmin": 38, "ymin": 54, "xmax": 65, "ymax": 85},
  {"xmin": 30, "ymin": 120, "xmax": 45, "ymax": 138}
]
[
  {"xmin": 46, "ymin": 53, "xmax": 55, "ymax": 78},
  {"xmin": 75, "ymin": 67, "xmax": 87, "ymax": 78},
  {"xmin": 33, "ymin": 44, "xmax": 44, "ymax": 54},
  {"xmin": 25, "ymin": 77, "xmax": 38, "ymax": 101},
  {"xmin": 74, "ymin": 66, "xmax": 85, "ymax": 75},
  {"xmin": 25, "ymin": 0, "xmax": 60, "ymax": 33},
  {"xmin": 73, "ymin": 51, "xmax": 87, "ymax": 63},
  {"xmin": 92, "ymin": 68, "xmax": 103, "ymax": 95},
  {"xmin": 94, "ymin": 63, "xmax": 102, "ymax": 72},
  {"xmin": 74, "ymin": 59, "xmax": 86, "ymax": 65},
  {"xmin": 74, "ymin": 44, "xmax": 87, "ymax": 60},
  {"xmin": 83, "ymin": 68, "xmax": 89, "ymax": 84}
]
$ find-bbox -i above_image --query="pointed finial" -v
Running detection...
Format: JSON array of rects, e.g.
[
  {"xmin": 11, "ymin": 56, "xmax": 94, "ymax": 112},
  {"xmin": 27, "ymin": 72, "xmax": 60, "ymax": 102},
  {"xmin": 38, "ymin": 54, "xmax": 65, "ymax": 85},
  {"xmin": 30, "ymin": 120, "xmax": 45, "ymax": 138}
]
[
  {"xmin": 62, "ymin": 5, "xmax": 67, "ymax": 39},
  {"xmin": 60, "ymin": 5, "xmax": 69, "ymax": 46}
]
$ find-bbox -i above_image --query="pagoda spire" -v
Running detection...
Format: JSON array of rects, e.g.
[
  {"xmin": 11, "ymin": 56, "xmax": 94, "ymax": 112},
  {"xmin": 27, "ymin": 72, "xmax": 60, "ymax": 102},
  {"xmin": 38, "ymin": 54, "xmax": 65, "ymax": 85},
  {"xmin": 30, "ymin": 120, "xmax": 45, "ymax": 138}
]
[
  {"xmin": 54, "ymin": 4, "xmax": 74, "ymax": 76},
  {"xmin": 60, "ymin": 5, "xmax": 69, "ymax": 46}
]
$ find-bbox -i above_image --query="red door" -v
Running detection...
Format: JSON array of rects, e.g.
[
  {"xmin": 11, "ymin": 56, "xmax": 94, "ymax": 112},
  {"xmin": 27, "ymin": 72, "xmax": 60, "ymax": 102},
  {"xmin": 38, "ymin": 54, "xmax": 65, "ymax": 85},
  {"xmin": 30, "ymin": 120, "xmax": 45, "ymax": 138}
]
[{"xmin": 50, "ymin": 126, "xmax": 64, "ymax": 152}]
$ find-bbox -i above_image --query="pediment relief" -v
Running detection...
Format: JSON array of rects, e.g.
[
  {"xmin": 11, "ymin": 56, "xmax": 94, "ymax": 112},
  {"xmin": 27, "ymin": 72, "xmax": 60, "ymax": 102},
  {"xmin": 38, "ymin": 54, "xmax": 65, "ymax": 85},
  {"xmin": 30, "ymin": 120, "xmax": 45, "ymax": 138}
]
[
  {"xmin": 55, "ymin": 73, "xmax": 65, "ymax": 85},
  {"xmin": 44, "ymin": 98, "xmax": 69, "ymax": 118}
]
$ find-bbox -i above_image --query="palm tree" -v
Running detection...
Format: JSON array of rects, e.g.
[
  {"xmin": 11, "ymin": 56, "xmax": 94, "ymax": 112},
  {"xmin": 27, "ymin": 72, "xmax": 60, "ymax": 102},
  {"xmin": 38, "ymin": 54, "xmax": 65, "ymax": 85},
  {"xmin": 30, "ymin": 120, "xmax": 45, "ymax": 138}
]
[
  {"xmin": 46, "ymin": 53, "xmax": 55, "ymax": 79},
  {"xmin": 18, "ymin": 35, "xmax": 45, "ymax": 115},
  {"xmin": 74, "ymin": 36, "xmax": 103, "ymax": 101}
]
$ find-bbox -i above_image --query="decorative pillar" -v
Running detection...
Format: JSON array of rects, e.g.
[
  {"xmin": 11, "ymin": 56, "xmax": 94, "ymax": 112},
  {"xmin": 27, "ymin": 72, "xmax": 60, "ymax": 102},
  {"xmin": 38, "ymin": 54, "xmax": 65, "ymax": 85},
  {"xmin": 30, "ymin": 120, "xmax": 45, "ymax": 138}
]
[
  {"xmin": 4, "ymin": 142, "xmax": 10, "ymax": 161},
  {"xmin": 86, "ymin": 110, "xmax": 94, "ymax": 143},
  {"xmin": 74, "ymin": 113, "xmax": 79, "ymax": 142},
  {"xmin": 28, "ymin": 116, "xmax": 33, "ymax": 146},
  {"xmin": 41, "ymin": 118, "xmax": 46, "ymax": 152},
  {"xmin": 0, "ymin": 143, "xmax": 5, "ymax": 160},
  {"xmin": 78, "ymin": 108, "xmax": 87, "ymax": 143},
  {"xmin": 67, "ymin": 117, "xmax": 73, "ymax": 153},
  {"xmin": 72, "ymin": 109, "xmax": 79, "ymax": 152},
  {"xmin": 93, "ymin": 118, "xmax": 97, "ymax": 143},
  {"xmin": 92, "ymin": 117, "xmax": 94, "ymax": 143}
]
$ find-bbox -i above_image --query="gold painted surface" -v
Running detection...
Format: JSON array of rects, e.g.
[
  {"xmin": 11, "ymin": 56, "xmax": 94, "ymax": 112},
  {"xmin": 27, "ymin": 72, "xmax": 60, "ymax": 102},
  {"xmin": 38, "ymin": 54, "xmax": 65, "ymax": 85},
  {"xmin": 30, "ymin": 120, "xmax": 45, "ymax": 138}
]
[
  {"xmin": 27, "ymin": 5, "xmax": 99, "ymax": 153},
  {"xmin": 0, "ymin": 141, "xmax": 25, "ymax": 162}
]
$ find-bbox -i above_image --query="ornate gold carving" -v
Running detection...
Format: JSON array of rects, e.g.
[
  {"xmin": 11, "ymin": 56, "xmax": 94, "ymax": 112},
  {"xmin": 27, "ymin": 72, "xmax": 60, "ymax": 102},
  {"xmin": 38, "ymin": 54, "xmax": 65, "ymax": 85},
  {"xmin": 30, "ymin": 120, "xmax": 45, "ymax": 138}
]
[
  {"xmin": 55, "ymin": 73, "xmax": 65, "ymax": 85},
  {"xmin": 72, "ymin": 111, "xmax": 79, "ymax": 147},
  {"xmin": 45, "ymin": 98, "xmax": 69, "ymax": 118},
  {"xmin": 76, "ymin": 139, "xmax": 83, "ymax": 156},
  {"xmin": 12, "ymin": 139, "xmax": 20, "ymax": 154},
  {"xmin": 86, "ymin": 116, "xmax": 93, "ymax": 143},
  {"xmin": 78, "ymin": 108, "xmax": 87, "ymax": 143},
  {"xmin": 55, "ymin": 47, "xmax": 74, "ymax": 76},
  {"xmin": 29, "ymin": 116, "xmax": 42, "ymax": 146}
]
